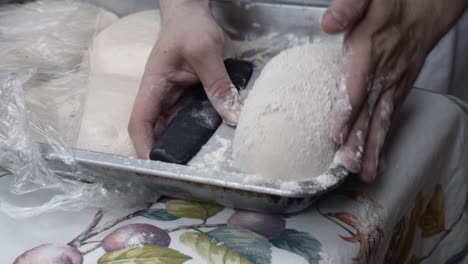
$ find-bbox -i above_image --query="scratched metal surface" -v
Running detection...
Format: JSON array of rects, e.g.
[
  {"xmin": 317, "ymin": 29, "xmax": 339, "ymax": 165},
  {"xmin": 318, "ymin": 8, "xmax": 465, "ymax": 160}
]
[{"xmin": 82, "ymin": 0, "xmax": 330, "ymax": 16}]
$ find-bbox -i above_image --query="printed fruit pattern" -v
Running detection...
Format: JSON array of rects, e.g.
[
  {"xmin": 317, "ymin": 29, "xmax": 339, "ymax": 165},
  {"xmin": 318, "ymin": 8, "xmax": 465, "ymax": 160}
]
[
  {"xmin": 227, "ymin": 210, "xmax": 286, "ymax": 239},
  {"xmin": 14, "ymin": 244, "xmax": 83, "ymax": 264},
  {"xmin": 102, "ymin": 223, "xmax": 171, "ymax": 252},
  {"xmin": 11, "ymin": 185, "xmax": 463, "ymax": 263},
  {"xmin": 13, "ymin": 197, "xmax": 322, "ymax": 264},
  {"xmin": 383, "ymin": 184, "xmax": 462, "ymax": 264},
  {"xmin": 13, "ymin": 202, "xmax": 183, "ymax": 264},
  {"xmin": 317, "ymin": 190, "xmax": 384, "ymax": 263}
]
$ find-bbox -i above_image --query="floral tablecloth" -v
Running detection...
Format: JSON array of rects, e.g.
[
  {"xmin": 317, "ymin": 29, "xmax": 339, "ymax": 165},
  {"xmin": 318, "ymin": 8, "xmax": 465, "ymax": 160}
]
[{"xmin": 1, "ymin": 89, "xmax": 468, "ymax": 264}]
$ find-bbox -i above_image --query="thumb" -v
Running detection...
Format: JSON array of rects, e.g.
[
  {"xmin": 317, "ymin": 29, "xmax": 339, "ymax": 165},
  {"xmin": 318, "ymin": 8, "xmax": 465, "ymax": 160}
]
[
  {"xmin": 190, "ymin": 52, "xmax": 241, "ymax": 126},
  {"xmin": 321, "ymin": 0, "xmax": 370, "ymax": 34}
]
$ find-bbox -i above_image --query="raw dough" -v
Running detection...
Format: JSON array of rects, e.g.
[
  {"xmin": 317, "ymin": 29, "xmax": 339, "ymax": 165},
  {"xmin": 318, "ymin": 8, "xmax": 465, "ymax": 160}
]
[
  {"xmin": 90, "ymin": 10, "xmax": 161, "ymax": 79},
  {"xmin": 77, "ymin": 74, "xmax": 140, "ymax": 157},
  {"xmin": 232, "ymin": 43, "xmax": 342, "ymax": 180},
  {"xmin": 81, "ymin": 10, "xmax": 237, "ymax": 157},
  {"xmin": 90, "ymin": 10, "xmax": 237, "ymax": 79},
  {"xmin": 79, "ymin": 10, "xmax": 161, "ymax": 156}
]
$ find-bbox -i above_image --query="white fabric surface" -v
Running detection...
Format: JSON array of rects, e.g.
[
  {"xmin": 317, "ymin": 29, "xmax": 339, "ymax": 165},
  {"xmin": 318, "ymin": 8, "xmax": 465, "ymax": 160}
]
[
  {"xmin": 1, "ymin": 89, "xmax": 467, "ymax": 264},
  {"xmin": 415, "ymin": 11, "xmax": 468, "ymax": 102}
]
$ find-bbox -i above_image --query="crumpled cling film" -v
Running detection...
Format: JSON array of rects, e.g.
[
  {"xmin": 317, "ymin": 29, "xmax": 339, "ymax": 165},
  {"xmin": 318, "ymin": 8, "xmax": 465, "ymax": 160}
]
[
  {"xmin": 0, "ymin": 0, "xmax": 117, "ymax": 71},
  {"xmin": 0, "ymin": 0, "xmax": 159, "ymax": 218}
]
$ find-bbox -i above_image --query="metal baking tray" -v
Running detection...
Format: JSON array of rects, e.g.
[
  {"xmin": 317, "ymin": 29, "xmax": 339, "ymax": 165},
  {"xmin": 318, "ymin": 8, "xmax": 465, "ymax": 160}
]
[{"xmin": 45, "ymin": 1, "xmax": 347, "ymax": 214}]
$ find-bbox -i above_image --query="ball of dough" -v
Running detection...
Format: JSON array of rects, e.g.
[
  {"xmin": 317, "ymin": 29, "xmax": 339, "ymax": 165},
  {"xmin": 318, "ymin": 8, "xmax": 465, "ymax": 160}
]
[
  {"xmin": 232, "ymin": 43, "xmax": 342, "ymax": 180},
  {"xmin": 90, "ymin": 10, "xmax": 161, "ymax": 79}
]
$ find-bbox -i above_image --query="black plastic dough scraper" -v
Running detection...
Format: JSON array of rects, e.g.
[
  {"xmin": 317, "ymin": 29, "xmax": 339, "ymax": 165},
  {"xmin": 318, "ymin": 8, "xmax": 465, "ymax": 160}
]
[{"xmin": 149, "ymin": 59, "xmax": 254, "ymax": 164}]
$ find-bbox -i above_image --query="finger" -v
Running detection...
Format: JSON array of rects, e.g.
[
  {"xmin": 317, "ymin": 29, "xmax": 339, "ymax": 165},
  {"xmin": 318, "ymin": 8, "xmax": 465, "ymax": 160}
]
[
  {"xmin": 129, "ymin": 74, "xmax": 184, "ymax": 159},
  {"xmin": 376, "ymin": 97, "xmax": 404, "ymax": 175},
  {"xmin": 375, "ymin": 79, "xmax": 409, "ymax": 175},
  {"xmin": 377, "ymin": 152, "xmax": 386, "ymax": 175},
  {"xmin": 154, "ymin": 88, "xmax": 191, "ymax": 139},
  {"xmin": 187, "ymin": 48, "xmax": 241, "ymax": 126},
  {"xmin": 321, "ymin": 0, "xmax": 370, "ymax": 34},
  {"xmin": 332, "ymin": 39, "xmax": 373, "ymax": 144},
  {"xmin": 360, "ymin": 88, "xmax": 394, "ymax": 183},
  {"xmin": 337, "ymin": 102, "xmax": 371, "ymax": 173},
  {"xmin": 128, "ymin": 75, "xmax": 167, "ymax": 159}
]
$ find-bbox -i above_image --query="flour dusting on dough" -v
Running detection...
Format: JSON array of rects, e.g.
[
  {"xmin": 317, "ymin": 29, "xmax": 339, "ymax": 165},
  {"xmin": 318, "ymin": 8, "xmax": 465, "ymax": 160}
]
[{"xmin": 232, "ymin": 43, "xmax": 342, "ymax": 180}]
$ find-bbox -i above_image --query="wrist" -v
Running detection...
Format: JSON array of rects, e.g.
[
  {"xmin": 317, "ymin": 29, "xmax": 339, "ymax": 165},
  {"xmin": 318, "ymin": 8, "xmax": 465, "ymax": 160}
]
[
  {"xmin": 433, "ymin": 0, "xmax": 468, "ymax": 33},
  {"xmin": 159, "ymin": 0, "xmax": 210, "ymax": 21},
  {"xmin": 409, "ymin": 0, "xmax": 468, "ymax": 54}
]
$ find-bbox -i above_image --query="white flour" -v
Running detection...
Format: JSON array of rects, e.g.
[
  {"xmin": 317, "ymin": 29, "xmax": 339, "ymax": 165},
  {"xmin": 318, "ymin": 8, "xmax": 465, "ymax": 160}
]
[
  {"xmin": 354, "ymin": 194, "xmax": 383, "ymax": 237},
  {"xmin": 190, "ymin": 135, "xmax": 232, "ymax": 171},
  {"xmin": 232, "ymin": 33, "xmax": 313, "ymax": 67},
  {"xmin": 232, "ymin": 43, "xmax": 342, "ymax": 180}
]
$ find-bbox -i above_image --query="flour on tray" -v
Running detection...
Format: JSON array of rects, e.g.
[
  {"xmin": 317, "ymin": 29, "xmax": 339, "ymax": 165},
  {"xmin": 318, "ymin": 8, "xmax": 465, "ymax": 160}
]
[{"xmin": 189, "ymin": 135, "xmax": 233, "ymax": 171}]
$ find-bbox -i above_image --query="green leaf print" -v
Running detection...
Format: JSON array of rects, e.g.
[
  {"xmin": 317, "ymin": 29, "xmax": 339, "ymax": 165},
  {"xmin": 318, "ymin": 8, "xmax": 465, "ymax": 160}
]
[
  {"xmin": 0, "ymin": 172, "xmax": 11, "ymax": 177},
  {"xmin": 181, "ymin": 227, "xmax": 272, "ymax": 264},
  {"xmin": 270, "ymin": 229, "xmax": 322, "ymax": 264},
  {"xmin": 401, "ymin": 192, "xmax": 424, "ymax": 262},
  {"xmin": 419, "ymin": 184, "xmax": 446, "ymax": 237},
  {"xmin": 180, "ymin": 232, "xmax": 253, "ymax": 264},
  {"xmin": 165, "ymin": 200, "xmax": 223, "ymax": 221},
  {"xmin": 98, "ymin": 245, "xmax": 191, "ymax": 264},
  {"xmin": 135, "ymin": 208, "xmax": 181, "ymax": 221}
]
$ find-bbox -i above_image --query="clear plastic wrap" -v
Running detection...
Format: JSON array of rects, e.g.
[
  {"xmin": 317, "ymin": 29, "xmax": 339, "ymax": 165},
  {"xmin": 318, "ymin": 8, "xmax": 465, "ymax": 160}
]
[{"xmin": 0, "ymin": 0, "xmax": 159, "ymax": 218}]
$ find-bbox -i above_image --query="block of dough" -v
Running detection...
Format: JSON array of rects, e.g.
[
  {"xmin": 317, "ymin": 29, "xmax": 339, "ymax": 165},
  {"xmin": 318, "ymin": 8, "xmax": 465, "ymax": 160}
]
[
  {"xmin": 232, "ymin": 43, "xmax": 342, "ymax": 180},
  {"xmin": 90, "ymin": 10, "xmax": 236, "ymax": 79},
  {"xmin": 82, "ymin": 10, "xmax": 237, "ymax": 157},
  {"xmin": 77, "ymin": 74, "xmax": 140, "ymax": 157},
  {"xmin": 90, "ymin": 10, "xmax": 161, "ymax": 79}
]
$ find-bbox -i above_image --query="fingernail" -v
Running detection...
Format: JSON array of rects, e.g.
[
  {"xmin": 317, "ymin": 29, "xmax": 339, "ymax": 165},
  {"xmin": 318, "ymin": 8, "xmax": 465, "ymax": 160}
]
[
  {"xmin": 337, "ymin": 146, "xmax": 362, "ymax": 173},
  {"xmin": 362, "ymin": 132, "xmax": 386, "ymax": 183},
  {"xmin": 224, "ymin": 116, "xmax": 238, "ymax": 127},
  {"xmin": 370, "ymin": 127, "xmax": 388, "ymax": 179},
  {"xmin": 153, "ymin": 120, "xmax": 166, "ymax": 139},
  {"xmin": 322, "ymin": 10, "xmax": 347, "ymax": 32},
  {"xmin": 332, "ymin": 124, "xmax": 347, "ymax": 145},
  {"xmin": 222, "ymin": 84, "xmax": 242, "ymax": 126},
  {"xmin": 332, "ymin": 89, "xmax": 352, "ymax": 144},
  {"xmin": 377, "ymin": 154, "xmax": 386, "ymax": 174},
  {"xmin": 361, "ymin": 157, "xmax": 377, "ymax": 183}
]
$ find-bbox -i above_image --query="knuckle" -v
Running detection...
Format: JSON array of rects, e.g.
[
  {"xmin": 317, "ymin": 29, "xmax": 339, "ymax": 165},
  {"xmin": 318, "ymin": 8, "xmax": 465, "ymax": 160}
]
[
  {"xmin": 206, "ymin": 77, "xmax": 231, "ymax": 100},
  {"xmin": 350, "ymin": 0, "xmax": 368, "ymax": 17},
  {"xmin": 331, "ymin": 0, "xmax": 364, "ymax": 25},
  {"xmin": 185, "ymin": 36, "xmax": 220, "ymax": 61},
  {"xmin": 347, "ymin": 6, "xmax": 362, "ymax": 21}
]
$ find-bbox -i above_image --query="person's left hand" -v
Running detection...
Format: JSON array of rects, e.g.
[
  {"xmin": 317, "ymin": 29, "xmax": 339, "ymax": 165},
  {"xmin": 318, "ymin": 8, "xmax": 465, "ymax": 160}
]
[
  {"xmin": 128, "ymin": 0, "xmax": 240, "ymax": 159},
  {"xmin": 321, "ymin": 0, "xmax": 468, "ymax": 182}
]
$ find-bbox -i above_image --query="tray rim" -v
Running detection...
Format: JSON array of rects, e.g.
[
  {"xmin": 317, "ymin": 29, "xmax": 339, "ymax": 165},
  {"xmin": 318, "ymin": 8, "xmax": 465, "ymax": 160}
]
[
  {"xmin": 40, "ymin": 144, "xmax": 349, "ymax": 198},
  {"xmin": 43, "ymin": 1, "xmax": 347, "ymax": 201}
]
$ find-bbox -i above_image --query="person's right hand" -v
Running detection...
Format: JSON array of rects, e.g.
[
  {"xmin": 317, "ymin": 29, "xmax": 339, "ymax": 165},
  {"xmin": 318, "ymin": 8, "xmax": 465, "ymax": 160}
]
[
  {"xmin": 128, "ymin": 0, "xmax": 241, "ymax": 159},
  {"xmin": 321, "ymin": 0, "xmax": 468, "ymax": 182}
]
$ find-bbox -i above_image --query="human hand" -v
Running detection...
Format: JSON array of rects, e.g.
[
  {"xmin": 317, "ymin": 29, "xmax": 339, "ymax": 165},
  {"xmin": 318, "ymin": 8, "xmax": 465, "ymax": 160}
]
[
  {"xmin": 128, "ymin": 0, "xmax": 240, "ymax": 158},
  {"xmin": 321, "ymin": 0, "xmax": 468, "ymax": 182}
]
